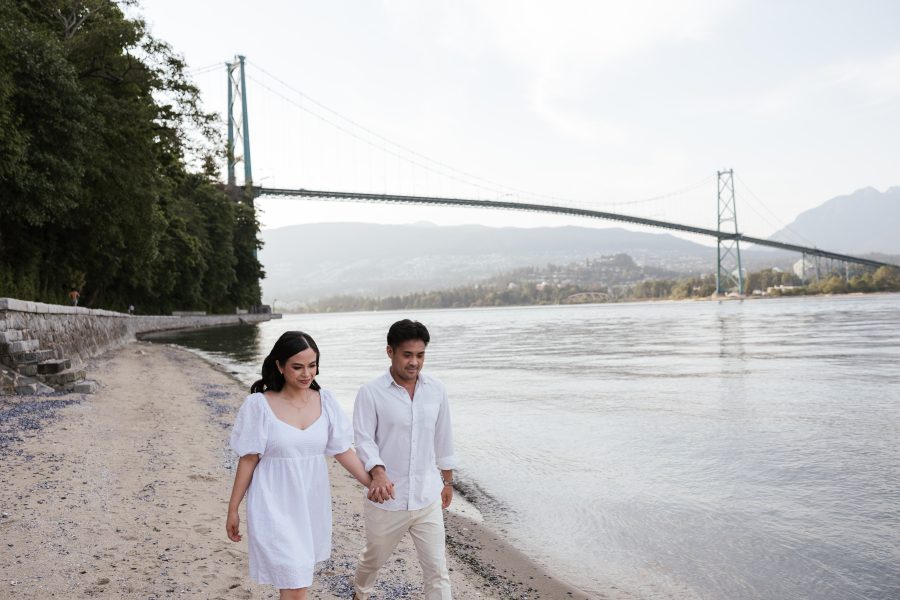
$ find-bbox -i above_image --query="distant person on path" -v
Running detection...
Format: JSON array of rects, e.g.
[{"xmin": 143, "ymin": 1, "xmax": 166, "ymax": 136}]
[
  {"xmin": 226, "ymin": 331, "xmax": 372, "ymax": 600},
  {"xmin": 128, "ymin": 304, "xmax": 134, "ymax": 315},
  {"xmin": 68, "ymin": 288, "xmax": 79, "ymax": 306},
  {"xmin": 352, "ymin": 319, "xmax": 457, "ymax": 600}
]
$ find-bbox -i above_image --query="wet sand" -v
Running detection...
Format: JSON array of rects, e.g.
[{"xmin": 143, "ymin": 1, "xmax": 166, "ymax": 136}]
[{"xmin": 0, "ymin": 342, "xmax": 594, "ymax": 599}]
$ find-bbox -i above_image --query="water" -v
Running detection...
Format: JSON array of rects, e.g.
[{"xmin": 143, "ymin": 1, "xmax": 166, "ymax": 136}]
[{"xmin": 148, "ymin": 294, "xmax": 900, "ymax": 599}]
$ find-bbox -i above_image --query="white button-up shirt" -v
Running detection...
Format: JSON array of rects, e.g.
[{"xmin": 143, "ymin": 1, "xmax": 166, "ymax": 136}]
[{"xmin": 353, "ymin": 370, "xmax": 458, "ymax": 511}]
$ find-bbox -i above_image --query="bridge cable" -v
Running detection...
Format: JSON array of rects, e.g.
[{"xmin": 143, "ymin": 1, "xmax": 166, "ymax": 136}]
[
  {"xmin": 246, "ymin": 61, "xmax": 714, "ymax": 216},
  {"xmin": 606, "ymin": 175, "xmax": 715, "ymax": 207},
  {"xmin": 245, "ymin": 61, "xmax": 570, "ymax": 204},
  {"xmin": 188, "ymin": 62, "xmax": 223, "ymax": 76},
  {"xmin": 245, "ymin": 73, "xmax": 537, "ymax": 199},
  {"xmin": 246, "ymin": 61, "xmax": 731, "ymax": 227},
  {"xmin": 734, "ymin": 174, "xmax": 817, "ymax": 247}
]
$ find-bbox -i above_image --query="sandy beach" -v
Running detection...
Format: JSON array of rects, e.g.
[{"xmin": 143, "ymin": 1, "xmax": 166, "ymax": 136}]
[{"xmin": 0, "ymin": 341, "xmax": 591, "ymax": 599}]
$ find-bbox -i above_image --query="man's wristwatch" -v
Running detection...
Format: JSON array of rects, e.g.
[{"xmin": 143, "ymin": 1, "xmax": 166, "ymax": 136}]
[{"xmin": 441, "ymin": 477, "xmax": 453, "ymax": 486}]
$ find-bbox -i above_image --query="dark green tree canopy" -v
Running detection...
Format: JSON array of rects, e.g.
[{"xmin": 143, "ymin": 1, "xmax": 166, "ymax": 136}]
[{"xmin": 0, "ymin": 0, "xmax": 263, "ymax": 313}]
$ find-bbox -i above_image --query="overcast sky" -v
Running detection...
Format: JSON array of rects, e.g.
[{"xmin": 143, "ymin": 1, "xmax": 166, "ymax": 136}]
[{"xmin": 138, "ymin": 0, "xmax": 900, "ymax": 240}]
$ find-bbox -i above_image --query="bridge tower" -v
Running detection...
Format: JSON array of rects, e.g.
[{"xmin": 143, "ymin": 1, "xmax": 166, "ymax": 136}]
[
  {"xmin": 716, "ymin": 169, "xmax": 744, "ymax": 295},
  {"xmin": 226, "ymin": 55, "xmax": 252, "ymax": 191}
]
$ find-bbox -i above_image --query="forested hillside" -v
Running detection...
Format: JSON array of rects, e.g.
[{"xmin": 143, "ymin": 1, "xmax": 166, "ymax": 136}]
[{"xmin": 0, "ymin": 0, "xmax": 263, "ymax": 313}]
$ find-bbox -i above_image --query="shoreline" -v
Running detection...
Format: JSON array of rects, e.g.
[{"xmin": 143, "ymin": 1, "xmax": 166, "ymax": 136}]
[
  {"xmin": 0, "ymin": 342, "xmax": 594, "ymax": 599},
  {"xmin": 271, "ymin": 288, "xmax": 900, "ymax": 317},
  {"xmin": 172, "ymin": 342, "xmax": 600, "ymax": 599}
]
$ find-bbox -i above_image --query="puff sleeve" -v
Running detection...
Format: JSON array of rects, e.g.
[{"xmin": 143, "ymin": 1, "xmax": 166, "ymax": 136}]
[
  {"xmin": 322, "ymin": 390, "xmax": 353, "ymax": 456},
  {"xmin": 230, "ymin": 393, "xmax": 269, "ymax": 457}
]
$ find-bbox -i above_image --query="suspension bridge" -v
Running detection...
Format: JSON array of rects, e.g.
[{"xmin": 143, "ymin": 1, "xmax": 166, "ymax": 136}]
[{"xmin": 217, "ymin": 56, "xmax": 897, "ymax": 295}]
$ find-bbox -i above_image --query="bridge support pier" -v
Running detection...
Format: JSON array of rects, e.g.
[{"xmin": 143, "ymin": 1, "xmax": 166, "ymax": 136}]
[
  {"xmin": 716, "ymin": 169, "xmax": 744, "ymax": 296},
  {"xmin": 226, "ymin": 55, "xmax": 253, "ymax": 193}
]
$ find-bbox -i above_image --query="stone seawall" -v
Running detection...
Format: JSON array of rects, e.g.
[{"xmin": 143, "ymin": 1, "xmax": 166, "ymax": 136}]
[{"xmin": 0, "ymin": 298, "xmax": 272, "ymax": 394}]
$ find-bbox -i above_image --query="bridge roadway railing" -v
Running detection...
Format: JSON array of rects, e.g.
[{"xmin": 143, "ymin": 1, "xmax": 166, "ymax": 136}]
[{"xmin": 255, "ymin": 187, "xmax": 898, "ymax": 270}]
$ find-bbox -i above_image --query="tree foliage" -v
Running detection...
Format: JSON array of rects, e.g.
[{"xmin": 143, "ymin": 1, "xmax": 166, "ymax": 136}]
[
  {"xmin": 800, "ymin": 266, "xmax": 900, "ymax": 296},
  {"xmin": 298, "ymin": 259, "xmax": 900, "ymax": 313},
  {"xmin": 0, "ymin": 0, "xmax": 263, "ymax": 313}
]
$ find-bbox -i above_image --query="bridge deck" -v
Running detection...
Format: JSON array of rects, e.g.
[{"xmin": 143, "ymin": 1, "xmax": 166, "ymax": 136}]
[{"xmin": 255, "ymin": 187, "xmax": 898, "ymax": 270}]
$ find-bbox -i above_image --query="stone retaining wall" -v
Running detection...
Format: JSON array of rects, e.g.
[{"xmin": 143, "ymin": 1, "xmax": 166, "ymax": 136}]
[{"xmin": 1, "ymin": 298, "xmax": 273, "ymax": 394}]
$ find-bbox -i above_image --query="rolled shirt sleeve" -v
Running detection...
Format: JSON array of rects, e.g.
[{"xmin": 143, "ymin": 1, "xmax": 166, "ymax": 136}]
[
  {"xmin": 353, "ymin": 385, "xmax": 385, "ymax": 473},
  {"xmin": 354, "ymin": 371, "xmax": 458, "ymax": 510},
  {"xmin": 434, "ymin": 386, "xmax": 458, "ymax": 470}
]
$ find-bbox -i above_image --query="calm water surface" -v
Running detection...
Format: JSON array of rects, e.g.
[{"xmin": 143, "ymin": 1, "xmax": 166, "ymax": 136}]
[{"xmin": 150, "ymin": 294, "xmax": 900, "ymax": 599}]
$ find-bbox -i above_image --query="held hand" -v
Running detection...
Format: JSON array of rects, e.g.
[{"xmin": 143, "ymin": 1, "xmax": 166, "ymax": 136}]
[
  {"xmin": 366, "ymin": 483, "xmax": 382, "ymax": 503},
  {"xmin": 367, "ymin": 469, "xmax": 395, "ymax": 503},
  {"xmin": 441, "ymin": 484, "xmax": 453, "ymax": 509},
  {"xmin": 226, "ymin": 510, "xmax": 242, "ymax": 542},
  {"xmin": 367, "ymin": 481, "xmax": 395, "ymax": 503}
]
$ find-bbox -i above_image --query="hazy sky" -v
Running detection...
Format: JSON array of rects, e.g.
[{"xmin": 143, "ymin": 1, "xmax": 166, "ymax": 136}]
[{"xmin": 138, "ymin": 0, "xmax": 900, "ymax": 241}]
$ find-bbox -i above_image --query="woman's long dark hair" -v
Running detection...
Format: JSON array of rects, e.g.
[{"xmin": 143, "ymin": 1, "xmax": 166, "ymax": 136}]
[{"xmin": 250, "ymin": 331, "xmax": 321, "ymax": 394}]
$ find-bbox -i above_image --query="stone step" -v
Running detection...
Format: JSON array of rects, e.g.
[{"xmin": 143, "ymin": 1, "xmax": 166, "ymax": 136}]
[
  {"xmin": 37, "ymin": 368, "xmax": 86, "ymax": 387},
  {"xmin": 37, "ymin": 358, "xmax": 71, "ymax": 374},
  {"xmin": 1, "ymin": 365, "xmax": 17, "ymax": 394},
  {"xmin": 0, "ymin": 329, "xmax": 23, "ymax": 344},
  {"xmin": 2, "ymin": 339, "xmax": 39, "ymax": 354},
  {"xmin": 2, "ymin": 364, "xmax": 55, "ymax": 395},
  {"xmin": 18, "ymin": 363, "xmax": 38, "ymax": 377},
  {"xmin": 64, "ymin": 379, "xmax": 98, "ymax": 394},
  {"xmin": 15, "ymin": 381, "xmax": 55, "ymax": 395},
  {"xmin": 4, "ymin": 349, "xmax": 54, "ymax": 366}
]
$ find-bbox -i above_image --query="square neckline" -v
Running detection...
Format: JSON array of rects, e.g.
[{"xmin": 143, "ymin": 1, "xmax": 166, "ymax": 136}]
[{"xmin": 259, "ymin": 391, "xmax": 324, "ymax": 432}]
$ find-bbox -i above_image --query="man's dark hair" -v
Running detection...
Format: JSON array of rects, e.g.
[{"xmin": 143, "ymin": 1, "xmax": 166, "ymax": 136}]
[{"xmin": 387, "ymin": 319, "xmax": 430, "ymax": 349}]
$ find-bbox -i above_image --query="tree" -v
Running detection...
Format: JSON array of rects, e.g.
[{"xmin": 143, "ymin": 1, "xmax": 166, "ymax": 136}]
[
  {"xmin": 0, "ymin": 0, "xmax": 263, "ymax": 312},
  {"xmin": 0, "ymin": 1, "xmax": 91, "ymax": 298},
  {"xmin": 872, "ymin": 266, "xmax": 900, "ymax": 291}
]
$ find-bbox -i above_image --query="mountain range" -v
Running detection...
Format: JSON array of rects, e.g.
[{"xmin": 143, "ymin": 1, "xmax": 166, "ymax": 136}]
[
  {"xmin": 260, "ymin": 186, "xmax": 899, "ymax": 306},
  {"xmin": 260, "ymin": 223, "xmax": 715, "ymax": 305},
  {"xmin": 768, "ymin": 186, "xmax": 900, "ymax": 254}
]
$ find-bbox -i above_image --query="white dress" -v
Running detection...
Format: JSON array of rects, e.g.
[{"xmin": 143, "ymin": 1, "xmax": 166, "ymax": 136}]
[{"xmin": 230, "ymin": 390, "xmax": 352, "ymax": 589}]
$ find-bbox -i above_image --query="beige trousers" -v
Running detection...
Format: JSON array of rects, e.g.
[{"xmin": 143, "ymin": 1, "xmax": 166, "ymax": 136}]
[{"xmin": 353, "ymin": 499, "xmax": 452, "ymax": 600}]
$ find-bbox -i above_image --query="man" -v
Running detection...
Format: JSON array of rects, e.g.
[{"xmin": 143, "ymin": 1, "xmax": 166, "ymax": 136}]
[{"xmin": 352, "ymin": 319, "xmax": 457, "ymax": 600}]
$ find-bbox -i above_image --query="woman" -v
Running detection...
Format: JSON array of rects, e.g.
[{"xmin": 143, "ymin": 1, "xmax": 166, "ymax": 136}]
[{"xmin": 226, "ymin": 331, "xmax": 371, "ymax": 600}]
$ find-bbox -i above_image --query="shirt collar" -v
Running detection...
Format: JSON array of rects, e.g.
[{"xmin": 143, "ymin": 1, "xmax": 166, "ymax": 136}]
[{"xmin": 381, "ymin": 368, "xmax": 430, "ymax": 387}]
